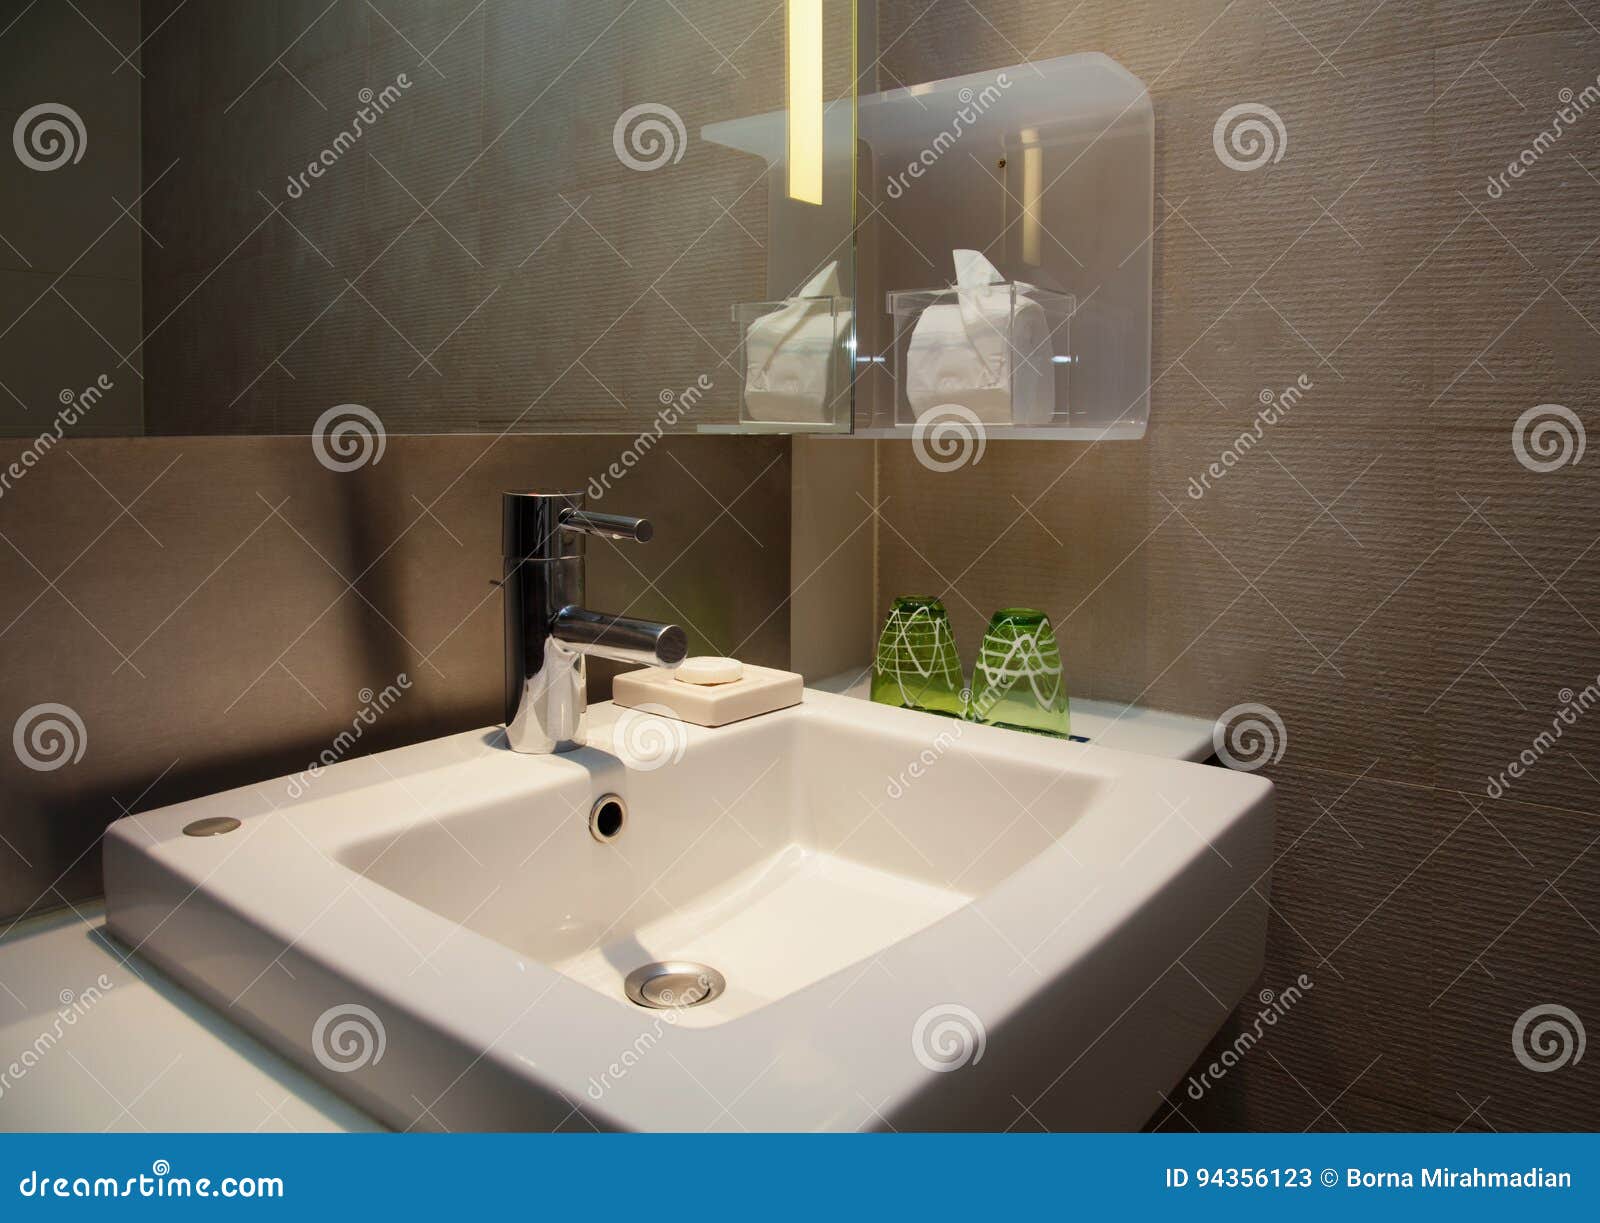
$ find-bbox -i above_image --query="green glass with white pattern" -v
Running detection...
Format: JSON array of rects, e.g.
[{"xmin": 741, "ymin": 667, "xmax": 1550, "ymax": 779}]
[
  {"xmin": 871, "ymin": 595, "xmax": 965, "ymax": 717},
  {"xmin": 966, "ymin": 608, "xmax": 1070, "ymax": 737}
]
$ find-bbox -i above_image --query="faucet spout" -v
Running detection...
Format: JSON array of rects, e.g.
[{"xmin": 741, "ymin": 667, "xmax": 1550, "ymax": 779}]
[
  {"xmin": 552, "ymin": 607, "xmax": 687, "ymax": 668},
  {"xmin": 501, "ymin": 491, "xmax": 685, "ymax": 755}
]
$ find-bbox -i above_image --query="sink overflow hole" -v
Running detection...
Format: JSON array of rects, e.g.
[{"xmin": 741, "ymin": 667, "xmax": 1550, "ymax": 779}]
[
  {"xmin": 589, "ymin": 794, "xmax": 626, "ymax": 843},
  {"xmin": 183, "ymin": 817, "xmax": 241, "ymax": 837}
]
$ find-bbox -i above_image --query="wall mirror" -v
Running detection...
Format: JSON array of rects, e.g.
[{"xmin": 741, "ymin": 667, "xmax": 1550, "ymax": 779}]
[{"xmin": 0, "ymin": 0, "xmax": 858, "ymax": 438}]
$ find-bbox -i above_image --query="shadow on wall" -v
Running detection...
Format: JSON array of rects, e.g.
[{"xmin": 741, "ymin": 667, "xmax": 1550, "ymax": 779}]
[{"xmin": 0, "ymin": 434, "xmax": 792, "ymax": 924}]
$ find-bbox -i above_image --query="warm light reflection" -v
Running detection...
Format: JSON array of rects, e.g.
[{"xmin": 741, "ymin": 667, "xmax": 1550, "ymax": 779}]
[
  {"xmin": 1020, "ymin": 127, "xmax": 1043, "ymax": 266},
  {"xmin": 788, "ymin": 0, "xmax": 824, "ymax": 205}
]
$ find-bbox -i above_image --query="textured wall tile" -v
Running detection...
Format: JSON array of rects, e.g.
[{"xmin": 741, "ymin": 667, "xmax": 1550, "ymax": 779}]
[
  {"xmin": 1, "ymin": 1, "xmax": 143, "ymax": 443},
  {"xmin": 0, "ymin": 274, "xmax": 143, "ymax": 437},
  {"xmin": 1423, "ymin": 794, "xmax": 1600, "ymax": 1130},
  {"xmin": 1433, "ymin": 0, "xmax": 1596, "ymax": 53},
  {"xmin": 0, "ymin": 1, "xmax": 142, "ymax": 279}
]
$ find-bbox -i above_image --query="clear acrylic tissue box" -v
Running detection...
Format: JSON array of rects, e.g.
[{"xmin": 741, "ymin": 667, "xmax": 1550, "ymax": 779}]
[
  {"xmin": 886, "ymin": 282, "xmax": 1074, "ymax": 428},
  {"xmin": 734, "ymin": 295, "xmax": 854, "ymax": 432}
]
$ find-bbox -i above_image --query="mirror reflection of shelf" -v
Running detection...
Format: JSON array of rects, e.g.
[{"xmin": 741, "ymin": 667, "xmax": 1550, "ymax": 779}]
[{"xmin": 703, "ymin": 51, "xmax": 1153, "ymax": 441}]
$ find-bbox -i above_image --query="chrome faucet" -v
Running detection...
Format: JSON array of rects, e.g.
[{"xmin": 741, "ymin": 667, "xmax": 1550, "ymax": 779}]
[{"xmin": 501, "ymin": 491, "xmax": 688, "ymax": 754}]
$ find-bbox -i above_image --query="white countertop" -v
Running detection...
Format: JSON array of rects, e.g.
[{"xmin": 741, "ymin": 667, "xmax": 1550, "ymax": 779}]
[
  {"xmin": 811, "ymin": 667, "xmax": 1218, "ymax": 762},
  {"xmin": 0, "ymin": 681, "xmax": 1213, "ymax": 1133},
  {"xmin": 0, "ymin": 905, "xmax": 377, "ymax": 1132}
]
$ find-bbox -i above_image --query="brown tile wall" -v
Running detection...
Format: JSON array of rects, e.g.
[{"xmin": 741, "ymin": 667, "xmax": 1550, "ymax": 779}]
[
  {"xmin": 0, "ymin": 433, "xmax": 791, "ymax": 923},
  {"xmin": 871, "ymin": 0, "xmax": 1599, "ymax": 1130},
  {"xmin": 0, "ymin": 0, "xmax": 144, "ymax": 436}
]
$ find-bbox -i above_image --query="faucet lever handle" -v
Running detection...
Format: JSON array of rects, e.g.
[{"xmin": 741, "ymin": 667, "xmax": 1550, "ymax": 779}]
[{"xmin": 560, "ymin": 508, "xmax": 653, "ymax": 543}]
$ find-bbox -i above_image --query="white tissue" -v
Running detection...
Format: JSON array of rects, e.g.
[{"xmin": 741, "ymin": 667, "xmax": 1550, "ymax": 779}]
[
  {"xmin": 905, "ymin": 249, "xmax": 1056, "ymax": 425},
  {"xmin": 743, "ymin": 262, "xmax": 852, "ymax": 424}
]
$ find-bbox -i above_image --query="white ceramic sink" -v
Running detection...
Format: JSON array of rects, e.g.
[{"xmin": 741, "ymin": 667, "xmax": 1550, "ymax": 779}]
[{"xmin": 104, "ymin": 690, "xmax": 1272, "ymax": 1131}]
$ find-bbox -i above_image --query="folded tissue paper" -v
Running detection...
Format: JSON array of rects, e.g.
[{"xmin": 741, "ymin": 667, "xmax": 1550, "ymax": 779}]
[
  {"xmin": 905, "ymin": 249, "xmax": 1057, "ymax": 426},
  {"xmin": 742, "ymin": 261, "xmax": 852, "ymax": 425}
]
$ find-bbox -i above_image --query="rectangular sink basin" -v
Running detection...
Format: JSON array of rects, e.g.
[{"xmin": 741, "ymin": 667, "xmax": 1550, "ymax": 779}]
[{"xmin": 105, "ymin": 690, "xmax": 1272, "ymax": 1131}]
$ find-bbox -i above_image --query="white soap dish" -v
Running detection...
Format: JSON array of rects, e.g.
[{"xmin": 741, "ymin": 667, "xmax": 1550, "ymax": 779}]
[{"xmin": 612, "ymin": 662, "xmax": 802, "ymax": 727}]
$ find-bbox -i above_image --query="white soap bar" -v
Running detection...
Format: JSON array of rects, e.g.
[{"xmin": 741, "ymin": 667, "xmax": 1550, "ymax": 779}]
[
  {"xmin": 676, "ymin": 656, "xmax": 743, "ymax": 685},
  {"xmin": 613, "ymin": 663, "xmax": 803, "ymax": 728}
]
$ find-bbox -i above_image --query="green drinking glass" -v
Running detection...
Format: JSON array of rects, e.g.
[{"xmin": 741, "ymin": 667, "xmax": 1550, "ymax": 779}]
[
  {"xmin": 871, "ymin": 595, "xmax": 965, "ymax": 717},
  {"xmin": 967, "ymin": 607, "xmax": 1070, "ymax": 737}
]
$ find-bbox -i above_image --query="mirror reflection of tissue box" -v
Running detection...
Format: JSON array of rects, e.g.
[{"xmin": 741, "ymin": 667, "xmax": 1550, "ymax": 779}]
[
  {"xmin": 888, "ymin": 250, "xmax": 1074, "ymax": 427},
  {"xmin": 737, "ymin": 262, "xmax": 853, "ymax": 428}
]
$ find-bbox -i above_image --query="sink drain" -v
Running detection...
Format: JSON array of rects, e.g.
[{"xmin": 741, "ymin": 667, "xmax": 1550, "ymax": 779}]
[{"xmin": 623, "ymin": 961, "xmax": 726, "ymax": 1010}]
